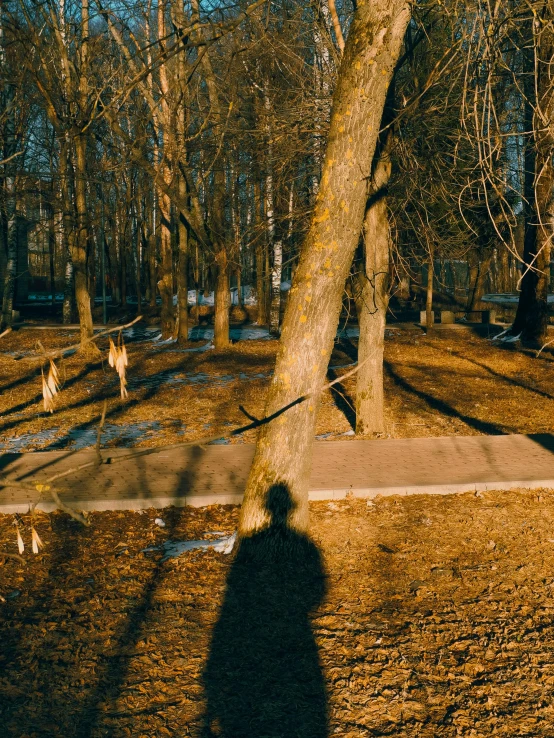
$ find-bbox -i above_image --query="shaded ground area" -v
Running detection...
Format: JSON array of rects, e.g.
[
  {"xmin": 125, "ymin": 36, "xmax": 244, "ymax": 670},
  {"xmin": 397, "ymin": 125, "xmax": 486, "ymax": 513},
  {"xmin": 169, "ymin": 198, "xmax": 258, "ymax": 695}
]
[
  {"xmin": 1, "ymin": 489, "xmax": 554, "ymax": 736},
  {"xmin": 1, "ymin": 327, "xmax": 554, "ymax": 451}
]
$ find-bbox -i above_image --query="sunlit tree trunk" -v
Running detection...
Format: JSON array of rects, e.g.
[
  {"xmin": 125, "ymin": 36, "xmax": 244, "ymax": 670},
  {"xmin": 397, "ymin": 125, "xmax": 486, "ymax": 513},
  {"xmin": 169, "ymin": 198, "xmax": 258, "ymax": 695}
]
[
  {"xmin": 425, "ymin": 246, "xmax": 434, "ymax": 328},
  {"xmin": 177, "ymin": 200, "xmax": 189, "ymax": 342},
  {"xmin": 73, "ymin": 132, "xmax": 95, "ymax": 345},
  {"xmin": 214, "ymin": 246, "xmax": 230, "ymax": 349},
  {"xmin": 158, "ymin": 189, "xmax": 174, "ymax": 337},
  {"xmin": 157, "ymin": 1, "xmax": 175, "ymax": 339},
  {"xmin": 354, "ymin": 145, "xmax": 392, "ymax": 436},
  {"xmin": 70, "ymin": 0, "xmax": 95, "ymax": 348},
  {"xmin": 354, "ymin": 84, "xmax": 394, "ymax": 436},
  {"xmin": 175, "ymin": 26, "xmax": 189, "ymax": 344},
  {"xmin": 62, "ymin": 252, "xmax": 73, "ymax": 323},
  {"xmin": 240, "ymin": 0, "xmax": 411, "ymax": 536}
]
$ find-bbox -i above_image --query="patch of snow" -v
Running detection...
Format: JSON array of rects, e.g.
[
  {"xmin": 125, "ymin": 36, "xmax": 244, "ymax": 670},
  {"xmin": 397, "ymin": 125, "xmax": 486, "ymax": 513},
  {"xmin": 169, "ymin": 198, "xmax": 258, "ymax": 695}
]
[
  {"xmin": 336, "ymin": 326, "xmax": 360, "ymax": 339},
  {"xmin": 0, "ymin": 427, "xmax": 61, "ymax": 452},
  {"xmin": 503, "ymin": 333, "xmax": 521, "ymax": 343},
  {"xmin": 154, "ymin": 518, "xmax": 166, "ymax": 527},
  {"xmin": 328, "ymin": 362, "xmax": 356, "ymax": 370},
  {"xmin": 241, "ymin": 286, "xmax": 257, "ymax": 306},
  {"xmin": 483, "ymin": 293, "xmax": 554, "ymax": 305},
  {"xmin": 0, "ymin": 420, "xmax": 169, "ymax": 453},
  {"xmin": 27, "ymin": 293, "xmax": 65, "ymax": 302},
  {"xmin": 145, "ymin": 531, "xmax": 237, "ymax": 560},
  {"xmin": 492, "ymin": 329, "xmax": 521, "ymax": 344},
  {"xmin": 188, "ymin": 325, "xmax": 272, "ymax": 342}
]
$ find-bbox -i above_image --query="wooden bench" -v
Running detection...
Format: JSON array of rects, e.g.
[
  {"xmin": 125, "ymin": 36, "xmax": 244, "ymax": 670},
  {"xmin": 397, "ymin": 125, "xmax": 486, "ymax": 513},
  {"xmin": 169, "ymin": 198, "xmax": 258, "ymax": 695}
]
[{"xmin": 420, "ymin": 309, "xmax": 496, "ymax": 326}]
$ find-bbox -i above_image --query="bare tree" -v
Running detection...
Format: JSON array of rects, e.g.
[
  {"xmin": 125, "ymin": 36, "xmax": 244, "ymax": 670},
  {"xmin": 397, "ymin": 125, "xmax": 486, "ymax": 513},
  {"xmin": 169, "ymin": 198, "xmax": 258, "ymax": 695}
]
[{"xmin": 239, "ymin": 0, "xmax": 412, "ymax": 536}]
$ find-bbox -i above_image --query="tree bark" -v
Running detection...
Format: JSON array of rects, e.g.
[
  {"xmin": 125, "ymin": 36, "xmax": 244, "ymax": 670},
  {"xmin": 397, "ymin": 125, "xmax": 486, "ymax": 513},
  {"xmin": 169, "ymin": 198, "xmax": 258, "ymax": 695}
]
[
  {"xmin": 158, "ymin": 190, "xmax": 174, "ymax": 338},
  {"xmin": 269, "ymin": 240, "xmax": 283, "ymax": 335},
  {"xmin": 0, "ymin": 70, "xmax": 16, "ymax": 329},
  {"xmin": 176, "ymin": 68, "xmax": 189, "ymax": 343},
  {"xmin": 354, "ymin": 160, "xmax": 392, "ymax": 435},
  {"xmin": 214, "ymin": 247, "xmax": 230, "ymax": 349},
  {"xmin": 254, "ymin": 178, "xmax": 269, "ymax": 324},
  {"xmin": 239, "ymin": 0, "xmax": 411, "ymax": 536},
  {"xmin": 49, "ymin": 206, "xmax": 56, "ymax": 310},
  {"xmin": 512, "ymin": 12, "xmax": 554, "ymax": 346},
  {"xmin": 466, "ymin": 250, "xmax": 492, "ymax": 313},
  {"xmin": 177, "ymin": 208, "xmax": 189, "ymax": 343},
  {"xmin": 1, "ymin": 201, "xmax": 17, "ymax": 329},
  {"xmin": 62, "ymin": 251, "xmax": 73, "ymax": 324},
  {"xmin": 425, "ymin": 248, "xmax": 434, "ymax": 329},
  {"xmin": 73, "ymin": 0, "xmax": 95, "ymax": 349},
  {"xmin": 354, "ymin": 83, "xmax": 394, "ymax": 436}
]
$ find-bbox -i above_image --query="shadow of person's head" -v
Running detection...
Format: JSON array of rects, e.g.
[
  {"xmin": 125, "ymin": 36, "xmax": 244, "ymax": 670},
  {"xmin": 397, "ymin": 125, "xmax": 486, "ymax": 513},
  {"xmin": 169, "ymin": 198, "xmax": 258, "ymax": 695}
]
[
  {"xmin": 265, "ymin": 481, "xmax": 295, "ymax": 524},
  {"xmin": 200, "ymin": 482, "xmax": 328, "ymax": 738}
]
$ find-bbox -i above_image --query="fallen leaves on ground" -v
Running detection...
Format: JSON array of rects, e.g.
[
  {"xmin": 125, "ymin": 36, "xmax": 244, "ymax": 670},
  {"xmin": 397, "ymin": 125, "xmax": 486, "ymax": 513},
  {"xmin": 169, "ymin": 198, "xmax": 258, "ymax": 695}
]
[{"xmin": 1, "ymin": 488, "xmax": 554, "ymax": 735}]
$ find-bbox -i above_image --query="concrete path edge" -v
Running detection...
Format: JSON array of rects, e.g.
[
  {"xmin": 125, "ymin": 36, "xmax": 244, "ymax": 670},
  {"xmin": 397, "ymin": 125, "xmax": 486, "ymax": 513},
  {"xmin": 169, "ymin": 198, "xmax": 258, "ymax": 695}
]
[{"xmin": 3, "ymin": 477, "xmax": 554, "ymax": 515}]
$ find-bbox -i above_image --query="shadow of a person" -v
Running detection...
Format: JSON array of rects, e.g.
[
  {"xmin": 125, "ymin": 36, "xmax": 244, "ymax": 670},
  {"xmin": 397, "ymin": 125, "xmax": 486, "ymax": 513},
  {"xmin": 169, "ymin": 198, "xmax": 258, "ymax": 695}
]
[{"xmin": 201, "ymin": 483, "xmax": 328, "ymax": 738}]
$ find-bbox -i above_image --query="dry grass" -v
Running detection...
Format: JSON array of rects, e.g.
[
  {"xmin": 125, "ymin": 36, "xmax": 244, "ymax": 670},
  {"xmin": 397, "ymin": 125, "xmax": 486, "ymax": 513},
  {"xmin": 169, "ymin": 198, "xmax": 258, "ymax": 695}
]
[{"xmin": 0, "ymin": 326, "xmax": 553, "ymax": 451}]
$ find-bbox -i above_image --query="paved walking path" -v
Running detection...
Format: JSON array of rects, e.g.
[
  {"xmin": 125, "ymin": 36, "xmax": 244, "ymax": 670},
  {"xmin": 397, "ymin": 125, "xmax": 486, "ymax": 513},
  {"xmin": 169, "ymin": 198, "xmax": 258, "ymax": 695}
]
[{"xmin": 1, "ymin": 434, "xmax": 554, "ymax": 514}]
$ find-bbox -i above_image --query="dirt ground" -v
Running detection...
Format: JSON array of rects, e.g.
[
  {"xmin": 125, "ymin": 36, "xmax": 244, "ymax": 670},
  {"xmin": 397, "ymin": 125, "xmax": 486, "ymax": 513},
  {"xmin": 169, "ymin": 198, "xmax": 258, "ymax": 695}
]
[
  {"xmin": 0, "ymin": 326, "xmax": 553, "ymax": 451},
  {"xmin": 1, "ymin": 489, "xmax": 554, "ymax": 737}
]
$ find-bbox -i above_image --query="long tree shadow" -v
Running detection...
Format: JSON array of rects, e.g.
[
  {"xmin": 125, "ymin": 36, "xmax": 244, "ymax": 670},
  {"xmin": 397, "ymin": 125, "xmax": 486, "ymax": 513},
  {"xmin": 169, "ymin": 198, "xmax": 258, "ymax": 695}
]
[
  {"xmin": 0, "ymin": 364, "xmax": 41, "ymax": 394},
  {"xmin": 439, "ymin": 347, "xmax": 554, "ymax": 401},
  {"xmin": 0, "ymin": 358, "xmax": 107, "ymax": 434},
  {"xmin": 201, "ymin": 483, "xmax": 328, "ymax": 738},
  {"xmin": 75, "ymin": 445, "xmax": 205, "ymax": 738},
  {"xmin": 0, "ymin": 443, "xmax": 206, "ymax": 736},
  {"xmin": 384, "ymin": 361, "xmax": 508, "ymax": 435}
]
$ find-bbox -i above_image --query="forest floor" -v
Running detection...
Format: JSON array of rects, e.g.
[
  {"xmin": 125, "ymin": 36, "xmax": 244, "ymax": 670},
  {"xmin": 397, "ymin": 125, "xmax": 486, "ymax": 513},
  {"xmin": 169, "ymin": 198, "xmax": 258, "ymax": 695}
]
[
  {"xmin": 0, "ymin": 323, "xmax": 552, "ymax": 451},
  {"xmin": 2, "ymin": 490, "xmax": 554, "ymax": 736},
  {"xmin": 2, "ymin": 325, "xmax": 554, "ymax": 735}
]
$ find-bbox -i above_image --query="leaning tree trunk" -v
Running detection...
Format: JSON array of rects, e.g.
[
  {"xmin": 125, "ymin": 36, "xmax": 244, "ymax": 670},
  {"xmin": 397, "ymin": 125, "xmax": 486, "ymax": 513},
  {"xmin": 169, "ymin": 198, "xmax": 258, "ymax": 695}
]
[
  {"xmin": 354, "ymin": 149, "xmax": 392, "ymax": 436},
  {"xmin": 239, "ymin": 0, "xmax": 411, "ymax": 536}
]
